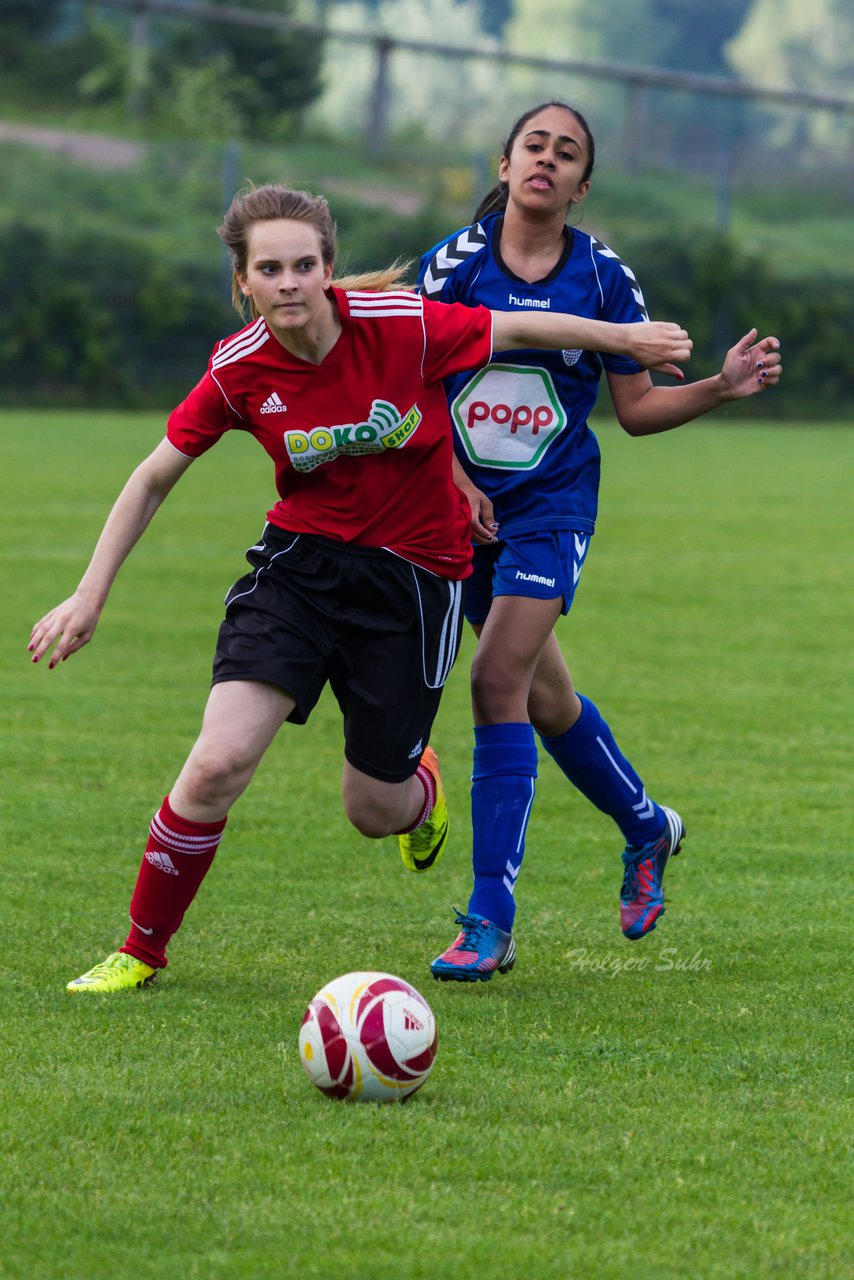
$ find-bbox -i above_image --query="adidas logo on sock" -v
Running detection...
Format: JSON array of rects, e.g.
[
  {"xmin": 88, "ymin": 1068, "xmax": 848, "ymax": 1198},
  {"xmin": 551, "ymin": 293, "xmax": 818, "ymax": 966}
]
[
  {"xmin": 145, "ymin": 850, "xmax": 179, "ymax": 876},
  {"xmin": 260, "ymin": 391, "xmax": 287, "ymax": 414}
]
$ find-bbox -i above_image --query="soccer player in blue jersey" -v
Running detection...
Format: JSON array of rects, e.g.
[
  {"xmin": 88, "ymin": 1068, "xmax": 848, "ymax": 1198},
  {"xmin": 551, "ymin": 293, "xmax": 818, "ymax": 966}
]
[{"xmin": 419, "ymin": 101, "xmax": 782, "ymax": 981}]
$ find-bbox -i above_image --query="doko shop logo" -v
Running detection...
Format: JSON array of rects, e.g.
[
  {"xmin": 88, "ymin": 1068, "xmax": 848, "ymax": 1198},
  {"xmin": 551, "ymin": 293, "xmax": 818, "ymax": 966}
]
[
  {"xmin": 451, "ymin": 364, "xmax": 567, "ymax": 470},
  {"xmin": 284, "ymin": 400, "xmax": 421, "ymax": 473}
]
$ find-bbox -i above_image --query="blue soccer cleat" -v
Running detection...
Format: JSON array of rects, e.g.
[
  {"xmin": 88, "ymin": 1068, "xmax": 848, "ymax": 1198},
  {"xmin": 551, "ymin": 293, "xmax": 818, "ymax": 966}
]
[
  {"xmin": 430, "ymin": 909, "xmax": 516, "ymax": 982},
  {"xmin": 620, "ymin": 805, "xmax": 685, "ymax": 940}
]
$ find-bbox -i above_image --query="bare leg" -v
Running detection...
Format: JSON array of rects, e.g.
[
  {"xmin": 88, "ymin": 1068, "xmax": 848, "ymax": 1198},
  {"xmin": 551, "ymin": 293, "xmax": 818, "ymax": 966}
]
[
  {"xmin": 170, "ymin": 680, "xmax": 296, "ymax": 821},
  {"xmin": 526, "ymin": 630, "xmax": 582, "ymax": 736},
  {"xmin": 106, "ymin": 680, "xmax": 297, "ymax": 972},
  {"xmin": 341, "ymin": 761, "xmax": 431, "ymax": 838},
  {"xmin": 471, "ymin": 595, "xmax": 563, "ymax": 724}
]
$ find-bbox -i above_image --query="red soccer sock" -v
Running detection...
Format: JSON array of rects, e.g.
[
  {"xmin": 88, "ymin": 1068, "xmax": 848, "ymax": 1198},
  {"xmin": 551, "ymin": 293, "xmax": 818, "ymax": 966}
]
[
  {"xmin": 120, "ymin": 794, "xmax": 227, "ymax": 969},
  {"xmin": 395, "ymin": 762, "xmax": 435, "ymax": 835}
]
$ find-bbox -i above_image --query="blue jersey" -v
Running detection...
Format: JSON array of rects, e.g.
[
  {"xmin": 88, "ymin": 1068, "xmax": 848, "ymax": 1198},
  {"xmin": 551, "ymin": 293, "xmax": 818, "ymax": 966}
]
[{"xmin": 418, "ymin": 212, "xmax": 648, "ymax": 536}]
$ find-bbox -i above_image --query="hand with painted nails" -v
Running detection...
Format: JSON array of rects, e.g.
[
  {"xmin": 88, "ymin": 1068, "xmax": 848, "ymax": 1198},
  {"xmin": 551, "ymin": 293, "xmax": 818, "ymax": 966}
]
[
  {"xmin": 28, "ymin": 592, "xmax": 104, "ymax": 669},
  {"xmin": 452, "ymin": 457, "xmax": 499, "ymax": 544},
  {"xmin": 720, "ymin": 329, "xmax": 782, "ymax": 399}
]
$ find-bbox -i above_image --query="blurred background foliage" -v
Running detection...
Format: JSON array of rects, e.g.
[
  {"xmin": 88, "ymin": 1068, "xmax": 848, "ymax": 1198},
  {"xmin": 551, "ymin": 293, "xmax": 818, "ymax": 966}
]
[{"xmin": 1, "ymin": 0, "xmax": 852, "ymax": 416}]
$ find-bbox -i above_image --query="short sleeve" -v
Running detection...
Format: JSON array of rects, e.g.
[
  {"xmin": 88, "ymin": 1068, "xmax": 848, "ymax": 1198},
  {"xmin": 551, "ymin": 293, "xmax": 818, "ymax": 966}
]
[
  {"xmin": 417, "ymin": 222, "xmax": 488, "ymax": 302},
  {"xmin": 597, "ymin": 252, "xmax": 648, "ymax": 375},
  {"xmin": 167, "ymin": 369, "xmax": 235, "ymax": 457},
  {"xmin": 421, "ymin": 298, "xmax": 492, "ymax": 384}
]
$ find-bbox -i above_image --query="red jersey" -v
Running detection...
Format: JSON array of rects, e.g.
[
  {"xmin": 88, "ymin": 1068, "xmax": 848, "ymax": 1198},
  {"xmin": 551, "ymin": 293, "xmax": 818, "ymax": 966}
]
[{"xmin": 167, "ymin": 287, "xmax": 493, "ymax": 578}]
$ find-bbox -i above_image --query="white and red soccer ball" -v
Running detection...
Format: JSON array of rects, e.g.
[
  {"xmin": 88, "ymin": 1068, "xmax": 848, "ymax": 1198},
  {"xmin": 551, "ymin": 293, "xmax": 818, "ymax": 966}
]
[{"xmin": 299, "ymin": 971, "xmax": 437, "ymax": 1102}]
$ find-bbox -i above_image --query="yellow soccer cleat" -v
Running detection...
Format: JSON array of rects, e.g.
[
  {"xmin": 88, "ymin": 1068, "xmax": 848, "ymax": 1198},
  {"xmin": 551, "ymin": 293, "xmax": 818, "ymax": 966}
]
[
  {"xmin": 66, "ymin": 951, "xmax": 157, "ymax": 994},
  {"xmin": 399, "ymin": 745, "xmax": 449, "ymax": 872}
]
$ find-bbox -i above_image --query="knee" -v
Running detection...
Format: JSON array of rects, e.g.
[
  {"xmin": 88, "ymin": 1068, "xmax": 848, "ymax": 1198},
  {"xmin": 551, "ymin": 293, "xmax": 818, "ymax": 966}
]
[
  {"xmin": 471, "ymin": 653, "xmax": 518, "ymax": 721},
  {"xmin": 181, "ymin": 744, "xmax": 253, "ymax": 810},
  {"xmin": 342, "ymin": 793, "xmax": 393, "ymax": 840},
  {"xmin": 528, "ymin": 677, "xmax": 581, "ymax": 737},
  {"xmin": 341, "ymin": 774, "xmax": 406, "ymax": 839}
]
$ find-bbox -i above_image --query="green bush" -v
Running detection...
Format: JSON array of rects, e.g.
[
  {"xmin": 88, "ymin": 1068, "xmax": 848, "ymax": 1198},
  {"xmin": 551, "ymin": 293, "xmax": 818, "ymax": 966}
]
[
  {"xmin": 615, "ymin": 228, "xmax": 854, "ymax": 418},
  {"xmin": 1, "ymin": 217, "xmax": 851, "ymax": 416},
  {"xmin": 331, "ymin": 196, "xmax": 452, "ymax": 279},
  {"xmin": 0, "ymin": 222, "xmax": 234, "ymax": 408}
]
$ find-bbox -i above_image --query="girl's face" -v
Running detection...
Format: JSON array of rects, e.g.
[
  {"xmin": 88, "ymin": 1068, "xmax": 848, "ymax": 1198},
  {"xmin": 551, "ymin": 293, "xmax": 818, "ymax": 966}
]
[
  {"xmin": 238, "ymin": 219, "xmax": 333, "ymax": 338},
  {"xmin": 499, "ymin": 105, "xmax": 591, "ymax": 216}
]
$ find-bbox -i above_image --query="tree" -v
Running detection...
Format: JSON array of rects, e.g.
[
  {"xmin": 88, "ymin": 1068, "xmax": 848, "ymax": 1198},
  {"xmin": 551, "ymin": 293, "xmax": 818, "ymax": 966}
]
[
  {"xmin": 650, "ymin": 0, "xmax": 752, "ymax": 74},
  {"xmin": 727, "ymin": 0, "xmax": 854, "ymax": 93},
  {"xmin": 164, "ymin": 0, "xmax": 324, "ymax": 137},
  {"xmin": 502, "ymin": 0, "xmax": 592, "ymax": 54},
  {"xmin": 502, "ymin": 0, "xmax": 756, "ymax": 171},
  {"xmin": 310, "ymin": 0, "xmax": 504, "ymax": 147},
  {"xmin": 726, "ymin": 0, "xmax": 854, "ymax": 150},
  {"xmin": 0, "ymin": 0, "xmax": 66, "ymax": 71},
  {"xmin": 325, "ymin": 0, "xmax": 513, "ymax": 34},
  {"xmin": 562, "ymin": 0, "xmax": 754, "ymax": 75},
  {"xmin": 469, "ymin": 0, "xmax": 514, "ymax": 38}
]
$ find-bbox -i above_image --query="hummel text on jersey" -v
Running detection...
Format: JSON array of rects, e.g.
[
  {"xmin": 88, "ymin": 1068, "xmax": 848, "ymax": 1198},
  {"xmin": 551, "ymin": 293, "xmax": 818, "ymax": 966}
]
[
  {"xmin": 260, "ymin": 392, "xmax": 287, "ymax": 414},
  {"xmin": 508, "ymin": 294, "xmax": 550, "ymax": 309}
]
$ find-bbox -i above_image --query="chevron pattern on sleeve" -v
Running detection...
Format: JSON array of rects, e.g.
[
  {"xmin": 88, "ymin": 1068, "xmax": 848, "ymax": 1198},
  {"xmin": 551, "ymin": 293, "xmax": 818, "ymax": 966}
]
[
  {"xmin": 591, "ymin": 237, "xmax": 650, "ymax": 321},
  {"xmin": 421, "ymin": 223, "xmax": 488, "ymax": 297}
]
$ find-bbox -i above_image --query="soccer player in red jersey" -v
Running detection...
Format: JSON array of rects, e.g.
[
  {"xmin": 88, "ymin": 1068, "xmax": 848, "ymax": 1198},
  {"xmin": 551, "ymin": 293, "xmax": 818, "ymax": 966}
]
[{"xmin": 28, "ymin": 183, "xmax": 692, "ymax": 992}]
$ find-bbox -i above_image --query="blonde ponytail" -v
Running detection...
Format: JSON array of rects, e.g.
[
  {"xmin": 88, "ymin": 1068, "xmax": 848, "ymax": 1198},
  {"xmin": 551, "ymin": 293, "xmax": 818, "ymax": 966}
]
[{"xmin": 332, "ymin": 260, "xmax": 414, "ymax": 293}]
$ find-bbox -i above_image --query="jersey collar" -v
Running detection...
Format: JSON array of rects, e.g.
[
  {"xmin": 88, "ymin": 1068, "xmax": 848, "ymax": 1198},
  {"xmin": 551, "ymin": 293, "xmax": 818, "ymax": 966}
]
[{"xmin": 491, "ymin": 214, "xmax": 574, "ymax": 286}]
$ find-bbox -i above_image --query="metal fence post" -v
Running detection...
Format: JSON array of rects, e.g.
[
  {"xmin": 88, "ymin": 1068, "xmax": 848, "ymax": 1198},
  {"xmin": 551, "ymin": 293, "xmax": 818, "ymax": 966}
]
[
  {"xmin": 622, "ymin": 79, "xmax": 647, "ymax": 172},
  {"xmin": 127, "ymin": 0, "xmax": 151, "ymax": 120},
  {"xmin": 220, "ymin": 139, "xmax": 241, "ymax": 300},
  {"xmin": 367, "ymin": 37, "xmax": 392, "ymax": 155}
]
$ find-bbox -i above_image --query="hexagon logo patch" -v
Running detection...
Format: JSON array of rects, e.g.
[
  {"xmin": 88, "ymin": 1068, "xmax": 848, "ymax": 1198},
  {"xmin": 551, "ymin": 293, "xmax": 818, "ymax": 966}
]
[{"xmin": 451, "ymin": 364, "xmax": 567, "ymax": 470}]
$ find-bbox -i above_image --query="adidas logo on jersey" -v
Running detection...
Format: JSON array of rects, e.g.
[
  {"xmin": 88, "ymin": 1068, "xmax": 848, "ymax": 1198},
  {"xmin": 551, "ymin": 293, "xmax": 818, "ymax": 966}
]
[{"xmin": 260, "ymin": 392, "xmax": 287, "ymax": 414}]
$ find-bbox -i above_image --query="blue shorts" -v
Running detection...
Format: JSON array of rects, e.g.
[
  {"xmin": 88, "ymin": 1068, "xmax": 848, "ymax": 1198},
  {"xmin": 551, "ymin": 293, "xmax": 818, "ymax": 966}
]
[{"xmin": 463, "ymin": 530, "xmax": 591, "ymax": 626}]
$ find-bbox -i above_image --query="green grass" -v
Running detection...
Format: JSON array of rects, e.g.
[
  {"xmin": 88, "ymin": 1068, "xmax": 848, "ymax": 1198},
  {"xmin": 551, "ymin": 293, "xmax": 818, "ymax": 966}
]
[{"xmin": 2, "ymin": 412, "xmax": 852, "ymax": 1279}]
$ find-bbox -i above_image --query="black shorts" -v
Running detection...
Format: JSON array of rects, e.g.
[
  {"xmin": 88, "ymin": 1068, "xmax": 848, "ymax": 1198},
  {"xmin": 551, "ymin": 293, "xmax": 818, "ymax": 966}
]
[{"xmin": 212, "ymin": 526, "xmax": 465, "ymax": 783}]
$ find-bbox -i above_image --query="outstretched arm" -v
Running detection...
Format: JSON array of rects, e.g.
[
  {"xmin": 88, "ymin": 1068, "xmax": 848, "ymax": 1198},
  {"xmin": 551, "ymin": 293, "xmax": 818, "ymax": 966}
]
[
  {"xmin": 490, "ymin": 310, "xmax": 693, "ymax": 370},
  {"xmin": 29, "ymin": 437, "xmax": 194, "ymax": 668},
  {"xmin": 608, "ymin": 330, "xmax": 782, "ymax": 437}
]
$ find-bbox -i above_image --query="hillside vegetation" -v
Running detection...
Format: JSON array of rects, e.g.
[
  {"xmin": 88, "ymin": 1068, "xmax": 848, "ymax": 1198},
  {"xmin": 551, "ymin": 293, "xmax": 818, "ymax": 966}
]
[{"xmin": 2, "ymin": 122, "xmax": 852, "ymax": 415}]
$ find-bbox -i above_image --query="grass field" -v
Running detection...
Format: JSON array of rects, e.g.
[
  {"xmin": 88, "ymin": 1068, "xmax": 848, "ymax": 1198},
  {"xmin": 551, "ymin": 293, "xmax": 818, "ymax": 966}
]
[{"xmin": 2, "ymin": 411, "xmax": 851, "ymax": 1280}]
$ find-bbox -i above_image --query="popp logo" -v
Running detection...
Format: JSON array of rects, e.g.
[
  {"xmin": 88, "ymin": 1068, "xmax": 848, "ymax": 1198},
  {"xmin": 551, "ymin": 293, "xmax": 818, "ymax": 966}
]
[
  {"xmin": 451, "ymin": 364, "xmax": 566, "ymax": 471},
  {"xmin": 466, "ymin": 400, "xmax": 555, "ymax": 436}
]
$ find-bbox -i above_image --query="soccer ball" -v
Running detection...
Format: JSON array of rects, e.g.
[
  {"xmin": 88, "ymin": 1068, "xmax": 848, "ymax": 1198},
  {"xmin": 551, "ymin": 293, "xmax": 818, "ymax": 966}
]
[{"xmin": 299, "ymin": 971, "xmax": 437, "ymax": 1102}]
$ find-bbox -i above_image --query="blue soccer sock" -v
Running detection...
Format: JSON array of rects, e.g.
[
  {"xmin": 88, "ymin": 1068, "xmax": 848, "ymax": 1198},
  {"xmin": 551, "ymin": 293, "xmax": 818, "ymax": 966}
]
[
  {"xmin": 538, "ymin": 695, "xmax": 665, "ymax": 848},
  {"xmin": 468, "ymin": 722, "xmax": 538, "ymax": 932}
]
